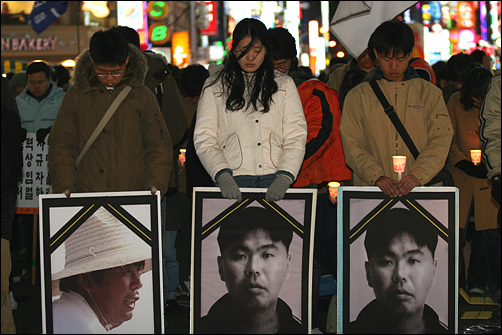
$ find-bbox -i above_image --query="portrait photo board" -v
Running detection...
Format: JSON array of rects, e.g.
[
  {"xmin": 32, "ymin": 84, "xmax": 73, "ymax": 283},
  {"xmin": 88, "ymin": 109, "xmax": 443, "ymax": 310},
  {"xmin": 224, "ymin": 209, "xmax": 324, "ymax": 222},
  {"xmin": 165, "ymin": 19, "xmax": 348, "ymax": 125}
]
[
  {"xmin": 38, "ymin": 191, "xmax": 164, "ymax": 334},
  {"xmin": 336, "ymin": 186, "xmax": 459, "ymax": 334},
  {"xmin": 190, "ymin": 187, "xmax": 317, "ymax": 334}
]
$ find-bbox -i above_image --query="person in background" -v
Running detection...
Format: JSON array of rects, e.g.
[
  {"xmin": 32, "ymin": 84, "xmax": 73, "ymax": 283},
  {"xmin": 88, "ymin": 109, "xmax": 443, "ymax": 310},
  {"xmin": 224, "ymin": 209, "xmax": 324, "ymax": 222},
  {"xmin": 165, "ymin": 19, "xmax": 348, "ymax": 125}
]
[
  {"xmin": 48, "ymin": 28, "xmax": 172, "ymax": 198},
  {"xmin": 409, "ymin": 57, "xmax": 436, "ymax": 86},
  {"xmin": 340, "ymin": 20, "xmax": 453, "ymax": 198},
  {"xmin": 113, "ymin": 25, "xmax": 187, "ymax": 316},
  {"xmin": 9, "ymin": 71, "xmax": 26, "ymax": 97},
  {"xmin": 51, "ymin": 64, "xmax": 71, "ymax": 91},
  {"xmin": 193, "ymin": 18, "xmax": 307, "ymax": 203},
  {"xmin": 470, "ymin": 49, "xmax": 493, "ymax": 71},
  {"xmin": 269, "ymin": 26, "xmax": 352, "ymax": 334},
  {"xmin": 441, "ymin": 52, "xmax": 475, "ymax": 105},
  {"xmin": 431, "ymin": 60, "xmax": 448, "ymax": 89},
  {"xmin": 327, "ymin": 48, "xmax": 375, "ymax": 93},
  {"xmin": 338, "ymin": 67, "xmax": 368, "ymax": 112},
  {"xmin": 479, "ymin": 74, "xmax": 501, "ymax": 304},
  {"xmin": 446, "ymin": 67, "xmax": 499, "ymax": 300},
  {"xmin": 1, "ymin": 77, "xmax": 24, "ymax": 335},
  {"xmin": 180, "ymin": 64, "xmax": 213, "ymax": 198},
  {"xmin": 16, "ymin": 61, "xmax": 65, "ymax": 144}
]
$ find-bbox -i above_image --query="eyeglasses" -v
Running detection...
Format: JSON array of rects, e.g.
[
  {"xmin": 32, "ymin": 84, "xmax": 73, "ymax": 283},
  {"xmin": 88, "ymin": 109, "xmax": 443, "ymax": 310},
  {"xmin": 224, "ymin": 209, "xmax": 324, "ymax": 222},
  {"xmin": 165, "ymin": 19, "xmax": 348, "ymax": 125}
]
[{"xmin": 95, "ymin": 70, "xmax": 124, "ymax": 78}]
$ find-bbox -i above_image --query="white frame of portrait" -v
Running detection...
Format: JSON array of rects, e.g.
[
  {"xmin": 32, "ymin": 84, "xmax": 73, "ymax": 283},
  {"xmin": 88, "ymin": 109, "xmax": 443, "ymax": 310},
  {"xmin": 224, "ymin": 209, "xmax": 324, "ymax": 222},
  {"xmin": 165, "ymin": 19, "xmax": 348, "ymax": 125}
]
[
  {"xmin": 39, "ymin": 191, "xmax": 164, "ymax": 334},
  {"xmin": 336, "ymin": 186, "xmax": 458, "ymax": 334},
  {"xmin": 190, "ymin": 187, "xmax": 317, "ymax": 334}
]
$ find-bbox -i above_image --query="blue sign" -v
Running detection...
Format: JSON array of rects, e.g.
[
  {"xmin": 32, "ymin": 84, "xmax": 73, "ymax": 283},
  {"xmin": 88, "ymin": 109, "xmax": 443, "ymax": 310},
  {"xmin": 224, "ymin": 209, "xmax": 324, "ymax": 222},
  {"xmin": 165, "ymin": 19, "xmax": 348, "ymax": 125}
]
[{"xmin": 28, "ymin": 1, "xmax": 69, "ymax": 34}]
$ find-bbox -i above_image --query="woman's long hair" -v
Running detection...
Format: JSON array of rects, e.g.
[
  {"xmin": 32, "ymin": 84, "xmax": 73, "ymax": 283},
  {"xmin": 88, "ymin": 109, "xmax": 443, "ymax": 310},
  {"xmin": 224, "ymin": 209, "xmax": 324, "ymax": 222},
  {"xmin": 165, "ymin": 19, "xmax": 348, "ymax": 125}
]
[
  {"xmin": 208, "ymin": 18, "xmax": 278, "ymax": 113},
  {"xmin": 459, "ymin": 67, "xmax": 493, "ymax": 110}
]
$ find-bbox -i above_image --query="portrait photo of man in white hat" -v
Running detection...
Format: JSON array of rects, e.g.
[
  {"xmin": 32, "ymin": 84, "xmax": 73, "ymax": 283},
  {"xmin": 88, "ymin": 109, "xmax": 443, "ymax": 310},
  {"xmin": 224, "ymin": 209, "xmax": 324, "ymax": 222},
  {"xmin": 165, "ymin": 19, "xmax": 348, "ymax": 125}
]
[{"xmin": 50, "ymin": 206, "xmax": 154, "ymax": 334}]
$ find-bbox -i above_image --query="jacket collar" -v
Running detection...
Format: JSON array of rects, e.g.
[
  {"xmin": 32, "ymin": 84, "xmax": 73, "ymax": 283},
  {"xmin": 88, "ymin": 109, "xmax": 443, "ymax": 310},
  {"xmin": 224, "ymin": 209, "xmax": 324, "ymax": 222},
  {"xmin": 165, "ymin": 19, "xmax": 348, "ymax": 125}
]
[{"xmin": 72, "ymin": 43, "xmax": 148, "ymax": 93}]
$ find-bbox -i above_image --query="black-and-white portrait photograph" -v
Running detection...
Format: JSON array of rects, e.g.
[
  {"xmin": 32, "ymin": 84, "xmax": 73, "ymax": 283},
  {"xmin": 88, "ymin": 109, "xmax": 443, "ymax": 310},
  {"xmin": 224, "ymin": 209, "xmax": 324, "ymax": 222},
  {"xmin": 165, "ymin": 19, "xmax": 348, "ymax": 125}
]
[
  {"xmin": 191, "ymin": 187, "xmax": 316, "ymax": 334},
  {"xmin": 337, "ymin": 186, "xmax": 458, "ymax": 334},
  {"xmin": 39, "ymin": 191, "xmax": 164, "ymax": 334}
]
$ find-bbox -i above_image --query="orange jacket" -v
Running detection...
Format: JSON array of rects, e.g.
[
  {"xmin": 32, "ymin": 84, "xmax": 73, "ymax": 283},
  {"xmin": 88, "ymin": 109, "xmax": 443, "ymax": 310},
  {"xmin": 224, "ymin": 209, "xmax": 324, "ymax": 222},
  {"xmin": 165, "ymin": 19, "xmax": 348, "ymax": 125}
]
[{"xmin": 292, "ymin": 78, "xmax": 352, "ymax": 187}]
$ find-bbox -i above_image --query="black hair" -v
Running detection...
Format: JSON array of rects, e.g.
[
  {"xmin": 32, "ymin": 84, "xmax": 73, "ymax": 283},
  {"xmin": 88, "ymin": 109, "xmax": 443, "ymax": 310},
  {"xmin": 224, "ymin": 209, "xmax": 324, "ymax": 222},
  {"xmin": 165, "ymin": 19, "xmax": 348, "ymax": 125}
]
[
  {"xmin": 268, "ymin": 27, "xmax": 299, "ymax": 71},
  {"xmin": 445, "ymin": 52, "xmax": 475, "ymax": 83},
  {"xmin": 432, "ymin": 60, "xmax": 447, "ymax": 88},
  {"xmin": 470, "ymin": 49, "xmax": 488, "ymax": 65},
  {"xmin": 367, "ymin": 20, "xmax": 414, "ymax": 62},
  {"xmin": 180, "ymin": 64, "xmax": 209, "ymax": 98},
  {"xmin": 207, "ymin": 18, "xmax": 278, "ymax": 113},
  {"xmin": 217, "ymin": 206, "xmax": 293, "ymax": 255},
  {"xmin": 26, "ymin": 61, "xmax": 52, "ymax": 80},
  {"xmin": 113, "ymin": 25, "xmax": 141, "ymax": 49},
  {"xmin": 52, "ymin": 65, "xmax": 70, "ymax": 87},
  {"xmin": 89, "ymin": 29, "xmax": 129, "ymax": 66},
  {"xmin": 364, "ymin": 208, "xmax": 438, "ymax": 261},
  {"xmin": 459, "ymin": 67, "xmax": 493, "ymax": 110}
]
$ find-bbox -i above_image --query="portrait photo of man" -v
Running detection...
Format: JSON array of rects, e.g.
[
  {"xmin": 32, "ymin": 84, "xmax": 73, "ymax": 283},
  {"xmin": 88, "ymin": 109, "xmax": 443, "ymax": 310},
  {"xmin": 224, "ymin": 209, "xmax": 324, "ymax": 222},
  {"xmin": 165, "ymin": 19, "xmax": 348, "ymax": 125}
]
[
  {"xmin": 198, "ymin": 204, "xmax": 304, "ymax": 333},
  {"xmin": 346, "ymin": 207, "xmax": 448, "ymax": 334},
  {"xmin": 50, "ymin": 205, "xmax": 154, "ymax": 334}
]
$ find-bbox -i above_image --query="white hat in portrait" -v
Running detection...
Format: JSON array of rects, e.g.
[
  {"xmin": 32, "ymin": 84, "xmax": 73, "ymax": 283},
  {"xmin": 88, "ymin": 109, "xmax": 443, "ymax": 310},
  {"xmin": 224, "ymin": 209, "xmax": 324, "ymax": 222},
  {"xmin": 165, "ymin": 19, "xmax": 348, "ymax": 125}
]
[{"xmin": 51, "ymin": 206, "xmax": 152, "ymax": 295}]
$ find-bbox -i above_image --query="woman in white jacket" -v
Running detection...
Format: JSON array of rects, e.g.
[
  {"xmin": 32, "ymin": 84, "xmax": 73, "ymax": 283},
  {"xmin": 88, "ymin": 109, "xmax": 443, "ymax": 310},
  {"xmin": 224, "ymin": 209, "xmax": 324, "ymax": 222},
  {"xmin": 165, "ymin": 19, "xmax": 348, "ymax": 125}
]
[{"xmin": 194, "ymin": 18, "xmax": 307, "ymax": 202}]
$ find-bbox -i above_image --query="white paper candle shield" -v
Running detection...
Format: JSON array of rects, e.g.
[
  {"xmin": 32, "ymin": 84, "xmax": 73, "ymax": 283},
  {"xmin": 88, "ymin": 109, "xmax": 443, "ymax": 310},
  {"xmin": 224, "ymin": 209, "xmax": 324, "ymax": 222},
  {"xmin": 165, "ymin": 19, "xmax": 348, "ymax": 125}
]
[
  {"xmin": 393, "ymin": 156, "xmax": 407, "ymax": 173},
  {"xmin": 470, "ymin": 150, "xmax": 481, "ymax": 166},
  {"xmin": 328, "ymin": 181, "xmax": 340, "ymax": 198}
]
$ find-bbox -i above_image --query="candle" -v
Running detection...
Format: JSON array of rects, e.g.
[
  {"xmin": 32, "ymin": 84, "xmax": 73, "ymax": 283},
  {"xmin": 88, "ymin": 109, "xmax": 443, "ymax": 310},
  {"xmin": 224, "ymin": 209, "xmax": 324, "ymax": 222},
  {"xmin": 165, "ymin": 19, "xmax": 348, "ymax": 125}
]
[
  {"xmin": 470, "ymin": 149, "xmax": 481, "ymax": 166},
  {"xmin": 178, "ymin": 148, "xmax": 186, "ymax": 167},
  {"xmin": 328, "ymin": 181, "xmax": 340, "ymax": 204},
  {"xmin": 393, "ymin": 156, "xmax": 407, "ymax": 182}
]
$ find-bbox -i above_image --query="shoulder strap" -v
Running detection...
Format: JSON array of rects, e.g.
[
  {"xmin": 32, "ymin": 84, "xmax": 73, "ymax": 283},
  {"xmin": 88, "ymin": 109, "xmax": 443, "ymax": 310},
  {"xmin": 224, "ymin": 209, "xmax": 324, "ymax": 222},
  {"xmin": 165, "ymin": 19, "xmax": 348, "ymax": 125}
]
[
  {"xmin": 152, "ymin": 66, "xmax": 170, "ymax": 106},
  {"xmin": 369, "ymin": 80, "xmax": 420, "ymax": 159},
  {"xmin": 76, "ymin": 85, "xmax": 132, "ymax": 165}
]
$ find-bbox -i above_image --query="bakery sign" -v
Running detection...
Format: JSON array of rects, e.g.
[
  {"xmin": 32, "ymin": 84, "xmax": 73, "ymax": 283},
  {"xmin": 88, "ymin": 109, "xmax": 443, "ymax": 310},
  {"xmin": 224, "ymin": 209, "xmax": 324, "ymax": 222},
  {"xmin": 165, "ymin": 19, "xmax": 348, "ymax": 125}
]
[{"xmin": 1, "ymin": 35, "xmax": 58, "ymax": 51}]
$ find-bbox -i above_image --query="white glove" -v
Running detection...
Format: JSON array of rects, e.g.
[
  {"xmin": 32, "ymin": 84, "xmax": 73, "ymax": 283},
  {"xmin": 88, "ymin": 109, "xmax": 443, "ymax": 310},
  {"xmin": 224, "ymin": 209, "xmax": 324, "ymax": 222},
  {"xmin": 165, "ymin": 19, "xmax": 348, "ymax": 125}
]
[
  {"xmin": 265, "ymin": 174, "xmax": 292, "ymax": 202},
  {"xmin": 217, "ymin": 171, "xmax": 242, "ymax": 202}
]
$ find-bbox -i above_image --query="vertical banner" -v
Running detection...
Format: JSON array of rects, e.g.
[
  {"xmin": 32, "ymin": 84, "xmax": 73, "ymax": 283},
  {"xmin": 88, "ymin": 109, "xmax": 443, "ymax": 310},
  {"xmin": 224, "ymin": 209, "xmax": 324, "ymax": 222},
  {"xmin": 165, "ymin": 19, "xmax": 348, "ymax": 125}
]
[
  {"xmin": 191, "ymin": 187, "xmax": 316, "ymax": 334},
  {"xmin": 39, "ymin": 191, "xmax": 164, "ymax": 334},
  {"xmin": 16, "ymin": 133, "xmax": 50, "ymax": 214},
  {"xmin": 337, "ymin": 186, "xmax": 458, "ymax": 334}
]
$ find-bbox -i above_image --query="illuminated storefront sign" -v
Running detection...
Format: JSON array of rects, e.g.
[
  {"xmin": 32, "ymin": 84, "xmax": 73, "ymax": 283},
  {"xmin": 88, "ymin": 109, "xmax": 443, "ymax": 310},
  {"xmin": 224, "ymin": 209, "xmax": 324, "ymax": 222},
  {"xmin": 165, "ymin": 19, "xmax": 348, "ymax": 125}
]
[
  {"xmin": 171, "ymin": 31, "xmax": 189, "ymax": 67},
  {"xmin": 198, "ymin": 1, "xmax": 218, "ymax": 36},
  {"xmin": 117, "ymin": 1, "xmax": 148, "ymax": 49},
  {"xmin": 2, "ymin": 36, "xmax": 58, "ymax": 51},
  {"xmin": 457, "ymin": 1, "xmax": 475, "ymax": 29},
  {"xmin": 147, "ymin": 1, "xmax": 170, "ymax": 46}
]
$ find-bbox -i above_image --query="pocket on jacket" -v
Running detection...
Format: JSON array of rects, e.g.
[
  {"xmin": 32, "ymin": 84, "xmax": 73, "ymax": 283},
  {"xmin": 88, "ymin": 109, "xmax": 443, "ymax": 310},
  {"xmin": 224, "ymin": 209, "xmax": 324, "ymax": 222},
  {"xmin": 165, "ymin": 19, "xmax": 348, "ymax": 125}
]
[
  {"xmin": 220, "ymin": 131, "xmax": 242, "ymax": 170},
  {"xmin": 269, "ymin": 131, "xmax": 284, "ymax": 168}
]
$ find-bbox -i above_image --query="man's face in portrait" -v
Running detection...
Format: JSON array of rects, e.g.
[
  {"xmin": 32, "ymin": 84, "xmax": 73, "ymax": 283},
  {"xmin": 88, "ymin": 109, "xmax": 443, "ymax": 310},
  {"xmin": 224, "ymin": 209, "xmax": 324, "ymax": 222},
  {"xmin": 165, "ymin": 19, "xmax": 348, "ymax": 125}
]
[
  {"xmin": 217, "ymin": 228, "xmax": 291, "ymax": 311},
  {"xmin": 83, "ymin": 262, "xmax": 144, "ymax": 327},
  {"xmin": 364, "ymin": 232, "xmax": 437, "ymax": 316}
]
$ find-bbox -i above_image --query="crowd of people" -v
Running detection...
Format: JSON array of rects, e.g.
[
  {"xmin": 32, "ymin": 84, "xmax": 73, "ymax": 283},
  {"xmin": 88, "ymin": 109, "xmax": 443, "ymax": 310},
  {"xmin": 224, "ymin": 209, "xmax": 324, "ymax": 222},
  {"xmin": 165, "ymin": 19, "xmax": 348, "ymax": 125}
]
[{"xmin": 1, "ymin": 16, "xmax": 500, "ymax": 334}]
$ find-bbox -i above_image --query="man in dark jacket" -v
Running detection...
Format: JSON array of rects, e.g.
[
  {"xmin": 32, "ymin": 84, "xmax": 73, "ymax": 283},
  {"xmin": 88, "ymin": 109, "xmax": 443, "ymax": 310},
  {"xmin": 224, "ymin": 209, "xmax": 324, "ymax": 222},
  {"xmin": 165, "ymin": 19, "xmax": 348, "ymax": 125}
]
[{"xmin": 48, "ymin": 28, "xmax": 172, "ymax": 197}]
